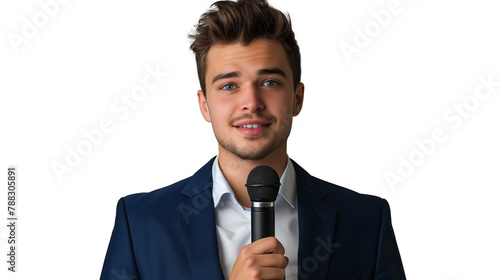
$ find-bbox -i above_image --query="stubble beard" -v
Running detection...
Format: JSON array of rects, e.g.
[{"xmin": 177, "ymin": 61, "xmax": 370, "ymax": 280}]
[{"xmin": 217, "ymin": 135, "xmax": 287, "ymax": 161}]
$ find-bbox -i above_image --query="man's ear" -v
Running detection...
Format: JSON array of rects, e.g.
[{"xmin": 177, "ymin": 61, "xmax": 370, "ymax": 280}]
[
  {"xmin": 293, "ymin": 82, "xmax": 305, "ymax": 116},
  {"xmin": 197, "ymin": 90, "xmax": 212, "ymax": 122}
]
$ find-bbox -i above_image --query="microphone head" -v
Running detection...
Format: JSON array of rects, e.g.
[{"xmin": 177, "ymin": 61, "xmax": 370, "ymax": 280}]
[{"xmin": 246, "ymin": 165, "xmax": 281, "ymax": 202}]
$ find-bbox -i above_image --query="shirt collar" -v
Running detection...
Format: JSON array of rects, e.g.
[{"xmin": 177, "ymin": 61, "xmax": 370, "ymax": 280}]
[{"xmin": 212, "ymin": 156, "xmax": 297, "ymax": 209}]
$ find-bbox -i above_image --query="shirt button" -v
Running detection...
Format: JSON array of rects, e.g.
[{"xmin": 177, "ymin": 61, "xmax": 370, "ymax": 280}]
[{"xmin": 220, "ymin": 201, "xmax": 225, "ymax": 207}]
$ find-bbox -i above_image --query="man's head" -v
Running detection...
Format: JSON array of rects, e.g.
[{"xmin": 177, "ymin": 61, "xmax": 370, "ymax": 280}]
[
  {"xmin": 190, "ymin": 0, "xmax": 304, "ymax": 162},
  {"xmin": 189, "ymin": 0, "xmax": 301, "ymax": 95}
]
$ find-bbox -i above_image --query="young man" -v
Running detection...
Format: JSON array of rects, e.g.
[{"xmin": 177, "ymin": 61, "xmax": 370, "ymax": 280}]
[{"xmin": 100, "ymin": 1, "xmax": 406, "ymax": 279}]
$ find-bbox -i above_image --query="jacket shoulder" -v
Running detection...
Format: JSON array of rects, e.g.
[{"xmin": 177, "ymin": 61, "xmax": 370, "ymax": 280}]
[
  {"xmin": 120, "ymin": 157, "xmax": 216, "ymax": 213},
  {"xmin": 293, "ymin": 160, "xmax": 387, "ymax": 213},
  {"xmin": 123, "ymin": 177, "xmax": 190, "ymax": 209},
  {"xmin": 317, "ymin": 176, "xmax": 385, "ymax": 207}
]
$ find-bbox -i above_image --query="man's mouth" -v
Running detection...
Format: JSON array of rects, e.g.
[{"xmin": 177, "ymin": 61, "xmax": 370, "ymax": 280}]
[
  {"xmin": 235, "ymin": 124, "xmax": 270, "ymax": 128},
  {"xmin": 233, "ymin": 121, "xmax": 271, "ymax": 137}
]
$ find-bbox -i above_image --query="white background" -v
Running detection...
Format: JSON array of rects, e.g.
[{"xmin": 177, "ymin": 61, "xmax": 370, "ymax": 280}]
[{"xmin": 1, "ymin": 0, "xmax": 499, "ymax": 279}]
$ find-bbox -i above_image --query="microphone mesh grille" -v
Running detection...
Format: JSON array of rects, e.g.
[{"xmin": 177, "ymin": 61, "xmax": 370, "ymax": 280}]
[{"xmin": 246, "ymin": 165, "xmax": 280, "ymax": 202}]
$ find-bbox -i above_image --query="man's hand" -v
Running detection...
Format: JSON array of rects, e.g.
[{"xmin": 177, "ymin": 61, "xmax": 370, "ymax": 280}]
[{"xmin": 229, "ymin": 237, "xmax": 289, "ymax": 280}]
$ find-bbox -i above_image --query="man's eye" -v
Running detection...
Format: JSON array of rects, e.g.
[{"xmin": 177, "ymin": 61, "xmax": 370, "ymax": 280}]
[
  {"xmin": 263, "ymin": 80, "xmax": 279, "ymax": 87},
  {"xmin": 221, "ymin": 84, "xmax": 236, "ymax": 90}
]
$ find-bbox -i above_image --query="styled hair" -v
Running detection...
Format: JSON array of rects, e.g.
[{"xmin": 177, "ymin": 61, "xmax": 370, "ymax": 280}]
[{"xmin": 188, "ymin": 0, "xmax": 301, "ymax": 95}]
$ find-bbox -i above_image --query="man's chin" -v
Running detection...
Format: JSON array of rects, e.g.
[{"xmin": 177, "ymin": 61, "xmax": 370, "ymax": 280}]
[
  {"xmin": 229, "ymin": 147, "xmax": 272, "ymax": 161},
  {"xmin": 234, "ymin": 152, "xmax": 269, "ymax": 161},
  {"xmin": 219, "ymin": 142, "xmax": 277, "ymax": 161}
]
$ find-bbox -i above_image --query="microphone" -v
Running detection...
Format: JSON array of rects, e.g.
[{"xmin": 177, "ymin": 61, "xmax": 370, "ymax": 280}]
[{"xmin": 245, "ymin": 165, "xmax": 281, "ymax": 242}]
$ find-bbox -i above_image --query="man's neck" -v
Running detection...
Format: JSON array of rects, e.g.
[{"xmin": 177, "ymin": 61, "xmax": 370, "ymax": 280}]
[{"xmin": 217, "ymin": 147, "xmax": 288, "ymax": 208}]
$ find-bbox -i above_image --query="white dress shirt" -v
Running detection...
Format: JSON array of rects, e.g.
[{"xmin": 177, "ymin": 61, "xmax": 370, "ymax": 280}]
[{"xmin": 212, "ymin": 157, "xmax": 299, "ymax": 279}]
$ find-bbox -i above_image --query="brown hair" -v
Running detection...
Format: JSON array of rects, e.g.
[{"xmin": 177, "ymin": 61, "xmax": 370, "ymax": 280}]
[{"xmin": 188, "ymin": 0, "xmax": 301, "ymax": 95}]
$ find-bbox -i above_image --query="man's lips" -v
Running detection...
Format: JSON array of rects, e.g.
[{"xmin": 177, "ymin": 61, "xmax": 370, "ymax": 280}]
[
  {"xmin": 232, "ymin": 119, "xmax": 272, "ymax": 128},
  {"xmin": 235, "ymin": 123, "xmax": 269, "ymax": 128},
  {"xmin": 232, "ymin": 120, "xmax": 271, "ymax": 136}
]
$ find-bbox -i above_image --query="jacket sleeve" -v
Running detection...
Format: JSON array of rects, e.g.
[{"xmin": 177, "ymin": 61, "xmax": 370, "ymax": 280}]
[
  {"xmin": 374, "ymin": 199, "xmax": 406, "ymax": 280},
  {"xmin": 100, "ymin": 198, "xmax": 141, "ymax": 280}
]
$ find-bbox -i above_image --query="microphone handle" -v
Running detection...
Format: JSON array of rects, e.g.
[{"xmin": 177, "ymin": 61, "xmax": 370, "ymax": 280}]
[
  {"xmin": 250, "ymin": 202, "xmax": 284, "ymax": 280},
  {"xmin": 251, "ymin": 204, "xmax": 275, "ymax": 242}
]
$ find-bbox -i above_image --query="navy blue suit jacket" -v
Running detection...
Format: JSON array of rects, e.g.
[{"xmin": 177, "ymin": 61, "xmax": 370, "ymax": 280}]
[{"xmin": 101, "ymin": 158, "xmax": 406, "ymax": 280}]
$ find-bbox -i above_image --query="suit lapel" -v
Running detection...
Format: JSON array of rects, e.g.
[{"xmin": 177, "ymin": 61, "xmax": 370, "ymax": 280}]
[
  {"xmin": 294, "ymin": 161, "xmax": 338, "ymax": 280},
  {"xmin": 178, "ymin": 158, "xmax": 225, "ymax": 279}
]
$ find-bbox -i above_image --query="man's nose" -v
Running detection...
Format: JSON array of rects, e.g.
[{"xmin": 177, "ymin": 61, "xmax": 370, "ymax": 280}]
[{"xmin": 240, "ymin": 84, "xmax": 264, "ymax": 113}]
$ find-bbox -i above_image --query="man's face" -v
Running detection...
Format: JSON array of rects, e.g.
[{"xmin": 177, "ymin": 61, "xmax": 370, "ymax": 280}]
[{"xmin": 198, "ymin": 39, "xmax": 304, "ymax": 161}]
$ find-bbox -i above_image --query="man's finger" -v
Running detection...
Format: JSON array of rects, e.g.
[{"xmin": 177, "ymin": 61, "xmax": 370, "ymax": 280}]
[
  {"xmin": 251, "ymin": 254, "xmax": 289, "ymax": 269},
  {"xmin": 244, "ymin": 237, "xmax": 285, "ymax": 255}
]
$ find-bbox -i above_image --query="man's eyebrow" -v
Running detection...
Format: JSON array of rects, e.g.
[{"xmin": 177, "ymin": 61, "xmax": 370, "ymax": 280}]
[
  {"xmin": 258, "ymin": 68, "xmax": 287, "ymax": 78},
  {"xmin": 211, "ymin": 68, "xmax": 287, "ymax": 85},
  {"xmin": 212, "ymin": 71, "xmax": 241, "ymax": 85}
]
